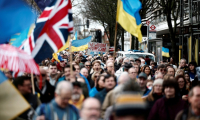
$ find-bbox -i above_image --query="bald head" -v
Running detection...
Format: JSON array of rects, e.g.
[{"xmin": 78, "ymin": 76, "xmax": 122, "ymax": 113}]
[
  {"xmin": 106, "ymin": 60, "xmax": 114, "ymax": 65},
  {"xmin": 81, "ymin": 98, "xmax": 100, "ymax": 110},
  {"xmin": 118, "ymin": 72, "xmax": 130, "ymax": 84},
  {"xmin": 80, "ymin": 67, "xmax": 89, "ymax": 78},
  {"xmin": 80, "ymin": 98, "xmax": 101, "ymax": 120},
  {"xmin": 39, "ymin": 67, "xmax": 47, "ymax": 75},
  {"xmin": 55, "ymin": 81, "xmax": 73, "ymax": 95}
]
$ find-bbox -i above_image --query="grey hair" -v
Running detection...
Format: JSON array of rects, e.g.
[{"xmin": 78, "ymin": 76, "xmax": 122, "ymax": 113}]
[
  {"xmin": 85, "ymin": 61, "xmax": 91, "ymax": 65},
  {"xmin": 55, "ymin": 81, "xmax": 73, "ymax": 95},
  {"xmin": 118, "ymin": 72, "xmax": 130, "ymax": 84},
  {"xmin": 116, "ymin": 56, "xmax": 123, "ymax": 64},
  {"xmin": 123, "ymin": 57, "xmax": 130, "ymax": 63},
  {"xmin": 180, "ymin": 58, "xmax": 187, "ymax": 63}
]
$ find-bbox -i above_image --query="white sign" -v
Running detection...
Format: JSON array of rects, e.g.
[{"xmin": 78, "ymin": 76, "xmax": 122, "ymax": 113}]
[
  {"xmin": 87, "ymin": 42, "xmax": 108, "ymax": 56},
  {"xmin": 149, "ymin": 32, "xmax": 157, "ymax": 39}
]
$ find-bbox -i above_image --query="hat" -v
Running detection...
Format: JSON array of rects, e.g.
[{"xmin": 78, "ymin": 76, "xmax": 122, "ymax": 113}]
[
  {"xmin": 153, "ymin": 79, "xmax": 163, "ymax": 86},
  {"xmin": 72, "ymin": 81, "xmax": 82, "ymax": 87},
  {"xmin": 135, "ymin": 59, "xmax": 141, "ymax": 62},
  {"xmin": 81, "ymin": 58, "xmax": 87, "ymax": 63},
  {"xmin": 138, "ymin": 72, "xmax": 147, "ymax": 79},
  {"xmin": 123, "ymin": 62, "xmax": 132, "ymax": 69},
  {"xmin": 114, "ymin": 92, "xmax": 148, "ymax": 117}
]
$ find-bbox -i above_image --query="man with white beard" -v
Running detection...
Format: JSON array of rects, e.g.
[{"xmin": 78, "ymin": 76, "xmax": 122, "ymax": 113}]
[{"xmin": 69, "ymin": 81, "xmax": 85, "ymax": 110}]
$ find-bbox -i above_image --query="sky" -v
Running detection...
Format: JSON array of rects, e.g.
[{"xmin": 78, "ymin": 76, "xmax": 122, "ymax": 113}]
[{"xmin": 72, "ymin": 0, "xmax": 104, "ymax": 33}]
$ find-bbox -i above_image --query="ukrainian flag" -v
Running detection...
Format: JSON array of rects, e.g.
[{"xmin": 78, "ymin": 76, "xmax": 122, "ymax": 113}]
[
  {"xmin": 73, "ymin": 31, "xmax": 78, "ymax": 40},
  {"xmin": 0, "ymin": 71, "xmax": 30, "ymax": 119},
  {"xmin": 53, "ymin": 36, "xmax": 92, "ymax": 62},
  {"xmin": 162, "ymin": 47, "xmax": 170, "ymax": 57},
  {"xmin": 116, "ymin": 0, "xmax": 142, "ymax": 42},
  {"xmin": 9, "ymin": 24, "xmax": 35, "ymax": 47},
  {"xmin": 71, "ymin": 36, "xmax": 92, "ymax": 52}
]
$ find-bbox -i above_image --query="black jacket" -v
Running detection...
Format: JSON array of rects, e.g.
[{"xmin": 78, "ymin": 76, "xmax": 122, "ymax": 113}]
[
  {"xmin": 34, "ymin": 80, "xmax": 55, "ymax": 103},
  {"xmin": 18, "ymin": 94, "xmax": 40, "ymax": 120}
]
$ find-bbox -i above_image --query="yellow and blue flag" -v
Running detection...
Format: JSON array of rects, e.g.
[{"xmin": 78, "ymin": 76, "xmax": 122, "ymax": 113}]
[
  {"xmin": 73, "ymin": 31, "xmax": 78, "ymax": 40},
  {"xmin": 162, "ymin": 47, "xmax": 170, "ymax": 57},
  {"xmin": 71, "ymin": 36, "xmax": 92, "ymax": 52},
  {"xmin": 0, "ymin": 0, "xmax": 37, "ymax": 44},
  {"xmin": 116, "ymin": 0, "xmax": 142, "ymax": 42},
  {"xmin": 0, "ymin": 71, "xmax": 30, "ymax": 119},
  {"xmin": 53, "ymin": 36, "xmax": 92, "ymax": 62},
  {"xmin": 9, "ymin": 24, "xmax": 35, "ymax": 47}
]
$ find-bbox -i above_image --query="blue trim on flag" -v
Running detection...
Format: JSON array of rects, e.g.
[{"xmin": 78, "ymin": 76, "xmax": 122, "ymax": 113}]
[
  {"xmin": 0, "ymin": 71, "xmax": 8, "ymax": 84},
  {"xmin": 162, "ymin": 47, "xmax": 169, "ymax": 53},
  {"xmin": 121, "ymin": 0, "xmax": 142, "ymax": 25},
  {"xmin": 72, "ymin": 36, "xmax": 92, "ymax": 47}
]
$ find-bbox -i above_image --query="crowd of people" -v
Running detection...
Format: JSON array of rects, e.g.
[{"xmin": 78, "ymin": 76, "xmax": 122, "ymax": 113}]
[{"xmin": 6, "ymin": 50, "xmax": 200, "ymax": 120}]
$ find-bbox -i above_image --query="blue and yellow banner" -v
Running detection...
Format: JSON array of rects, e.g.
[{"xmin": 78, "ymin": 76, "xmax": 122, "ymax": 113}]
[
  {"xmin": 71, "ymin": 36, "xmax": 92, "ymax": 52},
  {"xmin": 9, "ymin": 24, "xmax": 35, "ymax": 47},
  {"xmin": 73, "ymin": 31, "xmax": 78, "ymax": 40},
  {"xmin": 116, "ymin": 0, "xmax": 142, "ymax": 42},
  {"xmin": 162, "ymin": 47, "xmax": 170, "ymax": 57},
  {"xmin": 53, "ymin": 36, "xmax": 92, "ymax": 62},
  {"xmin": 0, "ymin": 0, "xmax": 36, "ymax": 44}
]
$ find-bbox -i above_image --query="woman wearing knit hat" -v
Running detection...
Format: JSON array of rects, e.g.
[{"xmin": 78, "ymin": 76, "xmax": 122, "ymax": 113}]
[{"xmin": 144, "ymin": 79, "xmax": 164, "ymax": 109}]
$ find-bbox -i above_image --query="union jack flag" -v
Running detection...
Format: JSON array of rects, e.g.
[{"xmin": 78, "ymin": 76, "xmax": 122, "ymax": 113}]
[{"xmin": 20, "ymin": 0, "xmax": 73, "ymax": 63}]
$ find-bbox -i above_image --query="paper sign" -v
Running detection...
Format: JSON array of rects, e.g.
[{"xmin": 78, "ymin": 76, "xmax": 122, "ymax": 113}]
[{"xmin": 87, "ymin": 42, "xmax": 107, "ymax": 55}]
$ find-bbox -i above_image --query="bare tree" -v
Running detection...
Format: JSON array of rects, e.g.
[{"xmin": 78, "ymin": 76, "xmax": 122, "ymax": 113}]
[{"xmin": 153, "ymin": 0, "xmax": 180, "ymax": 61}]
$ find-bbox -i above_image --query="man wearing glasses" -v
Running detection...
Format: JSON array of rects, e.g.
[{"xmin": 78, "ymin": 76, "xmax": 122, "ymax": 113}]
[
  {"xmin": 85, "ymin": 61, "xmax": 92, "ymax": 72},
  {"xmin": 34, "ymin": 81, "xmax": 79, "ymax": 120},
  {"xmin": 128, "ymin": 67, "xmax": 138, "ymax": 80},
  {"xmin": 13, "ymin": 76, "xmax": 41, "ymax": 120}
]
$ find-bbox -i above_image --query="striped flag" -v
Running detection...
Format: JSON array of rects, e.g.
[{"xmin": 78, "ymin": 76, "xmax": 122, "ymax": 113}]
[{"xmin": 21, "ymin": 0, "xmax": 73, "ymax": 63}]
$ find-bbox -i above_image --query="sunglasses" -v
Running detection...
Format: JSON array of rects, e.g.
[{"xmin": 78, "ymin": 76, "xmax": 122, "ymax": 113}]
[
  {"xmin": 86, "ymin": 65, "xmax": 91, "ymax": 67},
  {"xmin": 95, "ymin": 76, "xmax": 99, "ymax": 78}
]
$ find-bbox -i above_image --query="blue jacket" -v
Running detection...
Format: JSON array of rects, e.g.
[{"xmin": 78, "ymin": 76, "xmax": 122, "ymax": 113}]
[
  {"xmin": 89, "ymin": 87, "xmax": 99, "ymax": 97},
  {"xmin": 58, "ymin": 76, "xmax": 65, "ymax": 82},
  {"xmin": 94, "ymin": 89, "xmax": 107, "ymax": 104},
  {"xmin": 33, "ymin": 99, "xmax": 79, "ymax": 120}
]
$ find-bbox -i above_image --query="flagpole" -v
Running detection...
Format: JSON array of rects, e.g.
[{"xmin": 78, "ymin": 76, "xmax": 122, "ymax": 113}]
[
  {"xmin": 31, "ymin": 73, "xmax": 35, "ymax": 95},
  {"xmin": 114, "ymin": 22, "xmax": 118, "ymax": 58},
  {"xmin": 69, "ymin": 35, "xmax": 73, "ymax": 79}
]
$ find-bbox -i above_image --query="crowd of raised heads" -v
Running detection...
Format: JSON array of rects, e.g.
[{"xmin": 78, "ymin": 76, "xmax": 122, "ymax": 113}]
[{"xmin": 7, "ymin": 50, "xmax": 200, "ymax": 120}]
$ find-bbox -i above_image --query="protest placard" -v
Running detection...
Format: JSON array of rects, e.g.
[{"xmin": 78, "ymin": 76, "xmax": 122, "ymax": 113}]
[{"xmin": 87, "ymin": 42, "xmax": 108, "ymax": 56}]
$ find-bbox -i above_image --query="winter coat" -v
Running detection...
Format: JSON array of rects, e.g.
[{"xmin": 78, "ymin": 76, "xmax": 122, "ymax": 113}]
[
  {"xmin": 148, "ymin": 97, "xmax": 188, "ymax": 120},
  {"xmin": 34, "ymin": 80, "xmax": 55, "ymax": 103},
  {"xmin": 94, "ymin": 89, "xmax": 108, "ymax": 104},
  {"xmin": 89, "ymin": 87, "xmax": 99, "ymax": 97},
  {"xmin": 101, "ymin": 89, "xmax": 115, "ymax": 119}
]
